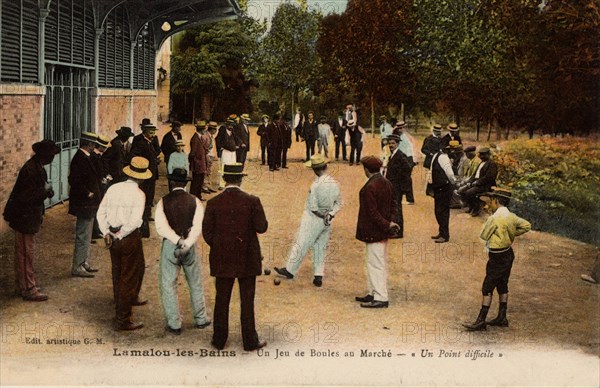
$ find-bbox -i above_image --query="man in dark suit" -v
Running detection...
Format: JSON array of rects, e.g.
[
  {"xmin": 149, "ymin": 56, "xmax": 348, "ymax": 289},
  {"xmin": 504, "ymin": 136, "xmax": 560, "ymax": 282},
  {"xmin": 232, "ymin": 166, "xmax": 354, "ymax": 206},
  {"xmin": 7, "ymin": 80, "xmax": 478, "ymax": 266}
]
[
  {"xmin": 266, "ymin": 114, "xmax": 283, "ymax": 171},
  {"xmin": 279, "ymin": 115, "xmax": 292, "ymax": 169},
  {"xmin": 129, "ymin": 124, "xmax": 160, "ymax": 237},
  {"xmin": 301, "ymin": 111, "xmax": 318, "ymax": 162},
  {"xmin": 202, "ymin": 163, "xmax": 268, "ymax": 351},
  {"xmin": 235, "ymin": 113, "xmax": 251, "ymax": 164},
  {"xmin": 3, "ymin": 140, "xmax": 59, "ymax": 301},
  {"xmin": 430, "ymin": 143, "xmax": 459, "ymax": 243},
  {"xmin": 355, "ymin": 156, "xmax": 398, "ymax": 308},
  {"xmin": 69, "ymin": 132, "xmax": 102, "ymax": 277},
  {"xmin": 103, "ymin": 126, "xmax": 133, "ymax": 184},
  {"xmin": 332, "ymin": 113, "xmax": 347, "ymax": 161},
  {"xmin": 189, "ymin": 121, "xmax": 208, "ymax": 200},
  {"xmin": 384, "ymin": 134, "xmax": 412, "ymax": 238},
  {"xmin": 421, "ymin": 124, "xmax": 443, "ymax": 169},
  {"xmin": 440, "ymin": 123, "xmax": 463, "ymax": 149},
  {"xmin": 160, "ymin": 121, "xmax": 183, "ymax": 167},
  {"xmin": 256, "ymin": 115, "xmax": 269, "ymax": 165},
  {"xmin": 459, "ymin": 147, "xmax": 498, "ymax": 216}
]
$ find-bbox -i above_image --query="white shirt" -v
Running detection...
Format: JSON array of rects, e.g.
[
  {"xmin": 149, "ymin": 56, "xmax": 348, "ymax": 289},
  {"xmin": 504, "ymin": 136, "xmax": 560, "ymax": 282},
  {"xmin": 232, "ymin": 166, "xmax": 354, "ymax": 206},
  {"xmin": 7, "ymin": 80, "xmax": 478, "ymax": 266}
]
[
  {"xmin": 97, "ymin": 179, "xmax": 145, "ymax": 240},
  {"xmin": 474, "ymin": 160, "xmax": 487, "ymax": 179},
  {"xmin": 154, "ymin": 188, "xmax": 204, "ymax": 247},
  {"xmin": 305, "ymin": 173, "xmax": 342, "ymax": 217}
]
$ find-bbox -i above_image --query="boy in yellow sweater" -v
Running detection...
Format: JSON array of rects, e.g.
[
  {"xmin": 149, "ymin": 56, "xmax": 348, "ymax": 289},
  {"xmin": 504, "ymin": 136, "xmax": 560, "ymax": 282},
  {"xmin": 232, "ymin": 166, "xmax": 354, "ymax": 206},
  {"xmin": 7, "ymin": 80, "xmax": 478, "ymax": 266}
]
[{"xmin": 463, "ymin": 187, "xmax": 531, "ymax": 331}]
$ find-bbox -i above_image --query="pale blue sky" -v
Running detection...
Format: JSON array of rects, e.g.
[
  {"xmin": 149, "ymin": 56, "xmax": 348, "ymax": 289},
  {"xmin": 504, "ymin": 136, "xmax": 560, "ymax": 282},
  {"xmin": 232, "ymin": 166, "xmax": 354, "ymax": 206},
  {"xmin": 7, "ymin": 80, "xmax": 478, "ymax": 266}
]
[{"xmin": 247, "ymin": 0, "xmax": 348, "ymax": 22}]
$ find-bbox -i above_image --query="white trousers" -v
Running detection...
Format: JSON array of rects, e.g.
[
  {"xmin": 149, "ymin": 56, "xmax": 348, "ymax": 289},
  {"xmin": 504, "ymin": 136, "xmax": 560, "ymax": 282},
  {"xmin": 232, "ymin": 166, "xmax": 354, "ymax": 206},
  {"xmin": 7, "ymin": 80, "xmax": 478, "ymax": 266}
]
[
  {"xmin": 285, "ymin": 211, "xmax": 331, "ymax": 277},
  {"xmin": 366, "ymin": 241, "xmax": 389, "ymax": 302}
]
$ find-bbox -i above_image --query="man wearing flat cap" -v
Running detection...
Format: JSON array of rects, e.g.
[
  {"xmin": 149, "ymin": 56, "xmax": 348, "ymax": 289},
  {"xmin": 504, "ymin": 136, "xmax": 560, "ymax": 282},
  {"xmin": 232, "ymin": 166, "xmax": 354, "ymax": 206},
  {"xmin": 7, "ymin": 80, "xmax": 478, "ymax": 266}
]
[
  {"xmin": 68, "ymin": 132, "xmax": 102, "ymax": 278},
  {"xmin": 97, "ymin": 156, "xmax": 153, "ymax": 331},
  {"xmin": 441, "ymin": 123, "xmax": 462, "ymax": 149},
  {"xmin": 459, "ymin": 147, "xmax": 498, "ymax": 216},
  {"xmin": 202, "ymin": 163, "xmax": 268, "ymax": 351},
  {"xmin": 355, "ymin": 156, "xmax": 399, "ymax": 308},
  {"xmin": 275, "ymin": 154, "xmax": 342, "ymax": 287},
  {"xmin": 155, "ymin": 168, "xmax": 211, "ymax": 335},
  {"xmin": 103, "ymin": 126, "xmax": 133, "ymax": 184},
  {"xmin": 130, "ymin": 122, "xmax": 161, "ymax": 237},
  {"xmin": 463, "ymin": 187, "xmax": 531, "ymax": 331},
  {"xmin": 3, "ymin": 140, "xmax": 60, "ymax": 301},
  {"xmin": 384, "ymin": 133, "xmax": 411, "ymax": 238},
  {"xmin": 160, "ymin": 121, "xmax": 183, "ymax": 168}
]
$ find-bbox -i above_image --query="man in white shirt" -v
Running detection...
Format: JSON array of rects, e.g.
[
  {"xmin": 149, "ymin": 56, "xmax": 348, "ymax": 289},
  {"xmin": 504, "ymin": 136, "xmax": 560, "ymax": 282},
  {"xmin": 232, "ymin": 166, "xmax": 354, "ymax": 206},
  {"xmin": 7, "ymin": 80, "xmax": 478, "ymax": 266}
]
[
  {"xmin": 429, "ymin": 141, "xmax": 460, "ymax": 243},
  {"xmin": 97, "ymin": 156, "xmax": 152, "ymax": 331},
  {"xmin": 275, "ymin": 154, "xmax": 342, "ymax": 287},
  {"xmin": 155, "ymin": 168, "xmax": 211, "ymax": 335}
]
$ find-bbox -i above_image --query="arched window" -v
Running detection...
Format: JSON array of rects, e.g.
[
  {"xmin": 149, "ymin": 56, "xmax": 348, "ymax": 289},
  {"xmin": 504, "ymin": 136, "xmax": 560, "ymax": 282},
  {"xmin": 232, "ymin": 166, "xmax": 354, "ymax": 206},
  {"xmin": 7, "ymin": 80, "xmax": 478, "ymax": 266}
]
[{"xmin": 98, "ymin": 4, "xmax": 131, "ymax": 88}]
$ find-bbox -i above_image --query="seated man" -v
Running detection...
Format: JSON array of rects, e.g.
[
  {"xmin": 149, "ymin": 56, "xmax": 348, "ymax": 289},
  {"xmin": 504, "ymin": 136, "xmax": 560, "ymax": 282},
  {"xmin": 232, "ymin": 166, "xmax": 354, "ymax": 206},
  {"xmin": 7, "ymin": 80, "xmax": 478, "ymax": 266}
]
[{"xmin": 458, "ymin": 147, "xmax": 497, "ymax": 216}]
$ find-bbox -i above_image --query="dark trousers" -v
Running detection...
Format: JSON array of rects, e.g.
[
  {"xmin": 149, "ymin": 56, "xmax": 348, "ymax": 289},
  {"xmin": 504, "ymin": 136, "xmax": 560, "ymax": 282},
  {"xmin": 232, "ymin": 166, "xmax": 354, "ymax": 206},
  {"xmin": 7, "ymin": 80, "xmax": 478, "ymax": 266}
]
[
  {"xmin": 109, "ymin": 229, "xmax": 145, "ymax": 325},
  {"xmin": 401, "ymin": 159, "xmax": 415, "ymax": 203},
  {"xmin": 281, "ymin": 147, "xmax": 288, "ymax": 168},
  {"xmin": 482, "ymin": 248, "xmax": 515, "ymax": 295},
  {"xmin": 349, "ymin": 140, "xmax": 362, "ymax": 164},
  {"xmin": 461, "ymin": 185, "xmax": 488, "ymax": 212},
  {"xmin": 434, "ymin": 185, "xmax": 453, "ymax": 239},
  {"xmin": 391, "ymin": 190, "xmax": 404, "ymax": 237},
  {"xmin": 190, "ymin": 173, "xmax": 205, "ymax": 199},
  {"xmin": 268, "ymin": 145, "xmax": 282, "ymax": 170},
  {"xmin": 212, "ymin": 276, "xmax": 260, "ymax": 350},
  {"xmin": 236, "ymin": 148, "xmax": 248, "ymax": 165},
  {"xmin": 140, "ymin": 178, "xmax": 156, "ymax": 237},
  {"xmin": 305, "ymin": 139, "xmax": 315, "ymax": 161},
  {"xmin": 335, "ymin": 136, "xmax": 347, "ymax": 160},
  {"xmin": 260, "ymin": 143, "xmax": 268, "ymax": 165}
]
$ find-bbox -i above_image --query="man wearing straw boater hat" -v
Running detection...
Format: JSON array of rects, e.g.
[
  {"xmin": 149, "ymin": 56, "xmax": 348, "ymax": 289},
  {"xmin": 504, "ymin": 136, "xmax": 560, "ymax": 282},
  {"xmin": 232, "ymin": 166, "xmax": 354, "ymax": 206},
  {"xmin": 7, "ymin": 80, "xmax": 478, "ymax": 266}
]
[
  {"xmin": 202, "ymin": 163, "xmax": 268, "ymax": 351},
  {"xmin": 69, "ymin": 132, "xmax": 102, "ymax": 278},
  {"xmin": 3, "ymin": 139, "xmax": 60, "ymax": 301},
  {"xmin": 97, "ymin": 156, "xmax": 153, "ymax": 331},
  {"xmin": 274, "ymin": 154, "xmax": 342, "ymax": 287},
  {"xmin": 215, "ymin": 116, "xmax": 240, "ymax": 189},
  {"xmin": 463, "ymin": 187, "xmax": 531, "ymax": 331},
  {"xmin": 160, "ymin": 120, "xmax": 183, "ymax": 167},
  {"xmin": 155, "ymin": 168, "xmax": 211, "ymax": 335},
  {"xmin": 441, "ymin": 122, "xmax": 463, "ymax": 149},
  {"xmin": 103, "ymin": 126, "xmax": 134, "ymax": 184},
  {"xmin": 421, "ymin": 123, "xmax": 443, "ymax": 170}
]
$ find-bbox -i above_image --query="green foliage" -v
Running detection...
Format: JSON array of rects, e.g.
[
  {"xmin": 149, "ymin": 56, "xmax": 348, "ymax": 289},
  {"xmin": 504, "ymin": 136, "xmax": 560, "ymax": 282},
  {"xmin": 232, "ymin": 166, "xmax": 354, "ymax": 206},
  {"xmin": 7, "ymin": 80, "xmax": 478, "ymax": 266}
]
[{"xmin": 496, "ymin": 138, "xmax": 600, "ymax": 244}]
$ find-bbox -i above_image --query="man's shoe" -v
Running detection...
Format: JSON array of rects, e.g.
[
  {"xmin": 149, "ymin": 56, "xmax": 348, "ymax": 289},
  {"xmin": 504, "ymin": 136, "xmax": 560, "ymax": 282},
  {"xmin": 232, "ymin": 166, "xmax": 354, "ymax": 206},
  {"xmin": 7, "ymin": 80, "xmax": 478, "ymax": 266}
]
[
  {"xmin": 118, "ymin": 322, "xmax": 144, "ymax": 331},
  {"xmin": 23, "ymin": 292, "xmax": 49, "ymax": 302},
  {"xmin": 82, "ymin": 263, "xmax": 98, "ymax": 273},
  {"xmin": 462, "ymin": 320, "xmax": 487, "ymax": 331},
  {"xmin": 360, "ymin": 300, "xmax": 389, "ymax": 308},
  {"xmin": 581, "ymin": 274, "xmax": 597, "ymax": 284},
  {"xmin": 349, "ymin": 162, "xmax": 353, "ymax": 166},
  {"xmin": 434, "ymin": 237, "xmax": 449, "ymax": 244},
  {"xmin": 244, "ymin": 340, "xmax": 267, "ymax": 351},
  {"xmin": 202, "ymin": 188, "xmax": 211, "ymax": 194},
  {"xmin": 195, "ymin": 321, "xmax": 211, "ymax": 329},
  {"xmin": 72, "ymin": 267, "xmax": 94, "ymax": 278},
  {"xmin": 166, "ymin": 326, "xmax": 181, "ymax": 335},
  {"xmin": 355, "ymin": 294, "xmax": 374, "ymax": 303},
  {"xmin": 486, "ymin": 317, "xmax": 509, "ymax": 327},
  {"xmin": 132, "ymin": 298, "xmax": 148, "ymax": 306},
  {"xmin": 274, "ymin": 267, "xmax": 294, "ymax": 279},
  {"xmin": 406, "ymin": 202, "xmax": 415, "ymax": 205},
  {"xmin": 313, "ymin": 276, "xmax": 323, "ymax": 287},
  {"xmin": 431, "ymin": 234, "xmax": 441, "ymax": 239}
]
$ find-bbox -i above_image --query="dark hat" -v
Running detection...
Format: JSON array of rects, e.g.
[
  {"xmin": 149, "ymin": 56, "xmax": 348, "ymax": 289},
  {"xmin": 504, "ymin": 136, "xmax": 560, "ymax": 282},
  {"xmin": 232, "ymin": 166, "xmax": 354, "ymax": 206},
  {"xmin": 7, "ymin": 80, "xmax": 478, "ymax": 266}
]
[
  {"xmin": 448, "ymin": 123, "xmax": 459, "ymax": 131},
  {"xmin": 478, "ymin": 147, "xmax": 491, "ymax": 154},
  {"xmin": 168, "ymin": 168, "xmax": 190, "ymax": 182},
  {"xmin": 386, "ymin": 134, "xmax": 402, "ymax": 142},
  {"xmin": 319, "ymin": 116, "xmax": 327, "ymax": 121},
  {"xmin": 175, "ymin": 139, "xmax": 184, "ymax": 147},
  {"xmin": 171, "ymin": 121, "xmax": 182, "ymax": 128},
  {"xmin": 485, "ymin": 186, "xmax": 512, "ymax": 200},
  {"xmin": 360, "ymin": 156, "xmax": 383, "ymax": 173},
  {"xmin": 142, "ymin": 124, "xmax": 157, "ymax": 132},
  {"xmin": 464, "ymin": 145, "xmax": 476, "ymax": 153},
  {"xmin": 223, "ymin": 163, "xmax": 247, "ymax": 176},
  {"xmin": 140, "ymin": 118, "xmax": 152, "ymax": 127},
  {"xmin": 32, "ymin": 139, "xmax": 60, "ymax": 156},
  {"xmin": 116, "ymin": 126, "xmax": 134, "ymax": 137},
  {"xmin": 123, "ymin": 156, "xmax": 152, "ymax": 180}
]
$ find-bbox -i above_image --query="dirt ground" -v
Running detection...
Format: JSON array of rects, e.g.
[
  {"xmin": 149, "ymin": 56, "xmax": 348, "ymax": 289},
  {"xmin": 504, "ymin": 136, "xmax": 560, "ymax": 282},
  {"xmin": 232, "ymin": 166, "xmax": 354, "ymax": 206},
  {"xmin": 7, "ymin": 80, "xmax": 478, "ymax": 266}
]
[{"xmin": 1, "ymin": 124, "xmax": 598, "ymax": 386}]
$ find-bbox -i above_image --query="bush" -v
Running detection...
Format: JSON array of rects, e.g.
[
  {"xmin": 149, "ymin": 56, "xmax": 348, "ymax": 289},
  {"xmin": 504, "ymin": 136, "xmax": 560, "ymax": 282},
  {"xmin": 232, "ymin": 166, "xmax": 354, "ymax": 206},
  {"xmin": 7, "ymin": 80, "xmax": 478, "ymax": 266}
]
[{"xmin": 495, "ymin": 137, "xmax": 600, "ymax": 245}]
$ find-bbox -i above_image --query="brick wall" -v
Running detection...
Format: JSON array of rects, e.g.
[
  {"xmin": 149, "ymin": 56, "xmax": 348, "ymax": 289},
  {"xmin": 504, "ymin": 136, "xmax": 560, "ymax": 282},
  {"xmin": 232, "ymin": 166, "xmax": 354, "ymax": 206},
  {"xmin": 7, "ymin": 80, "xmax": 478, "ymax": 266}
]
[
  {"xmin": 0, "ymin": 92, "xmax": 43, "ymax": 232},
  {"xmin": 95, "ymin": 90, "xmax": 157, "ymax": 138}
]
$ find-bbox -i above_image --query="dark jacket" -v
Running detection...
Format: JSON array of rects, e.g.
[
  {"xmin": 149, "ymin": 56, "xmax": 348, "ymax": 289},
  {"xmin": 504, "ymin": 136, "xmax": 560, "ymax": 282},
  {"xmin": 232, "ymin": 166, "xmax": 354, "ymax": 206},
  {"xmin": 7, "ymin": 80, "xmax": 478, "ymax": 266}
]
[
  {"xmin": 356, "ymin": 173, "xmax": 396, "ymax": 243},
  {"xmin": 279, "ymin": 120, "xmax": 293, "ymax": 149},
  {"xmin": 266, "ymin": 122, "xmax": 283, "ymax": 148},
  {"xmin": 216, "ymin": 127, "xmax": 239, "ymax": 154},
  {"xmin": 421, "ymin": 135, "xmax": 442, "ymax": 169},
  {"xmin": 440, "ymin": 133, "xmax": 463, "ymax": 149},
  {"xmin": 234, "ymin": 123, "xmax": 250, "ymax": 151},
  {"xmin": 202, "ymin": 187, "xmax": 268, "ymax": 278},
  {"xmin": 470, "ymin": 159, "xmax": 498, "ymax": 188},
  {"xmin": 160, "ymin": 130, "xmax": 182, "ymax": 166},
  {"xmin": 68, "ymin": 149, "xmax": 101, "ymax": 218},
  {"xmin": 3, "ymin": 156, "xmax": 51, "ymax": 234},
  {"xmin": 257, "ymin": 123, "xmax": 268, "ymax": 147},
  {"xmin": 189, "ymin": 132, "xmax": 208, "ymax": 174},
  {"xmin": 102, "ymin": 137, "xmax": 128, "ymax": 183},
  {"xmin": 129, "ymin": 134, "xmax": 159, "ymax": 180},
  {"xmin": 302, "ymin": 120, "xmax": 318, "ymax": 141},
  {"xmin": 332, "ymin": 119, "xmax": 345, "ymax": 139},
  {"xmin": 386, "ymin": 149, "xmax": 412, "ymax": 195}
]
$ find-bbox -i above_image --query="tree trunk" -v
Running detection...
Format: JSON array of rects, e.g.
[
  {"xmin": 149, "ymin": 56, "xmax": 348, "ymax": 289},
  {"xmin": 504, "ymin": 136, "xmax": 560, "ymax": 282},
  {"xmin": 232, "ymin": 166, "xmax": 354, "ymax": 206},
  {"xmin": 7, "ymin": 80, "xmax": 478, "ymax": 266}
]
[
  {"xmin": 400, "ymin": 103, "xmax": 405, "ymax": 122},
  {"xmin": 455, "ymin": 112, "xmax": 460, "ymax": 126},
  {"xmin": 371, "ymin": 94, "xmax": 375, "ymax": 138},
  {"xmin": 192, "ymin": 94, "xmax": 196, "ymax": 124},
  {"xmin": 201, "ymin": 94, "xmax": 211, "ymax": 121},
  {"xmin": 487, "ymin": 121, "xmax": 492, "ymax": 141},
  {"xmin": 504, "ymin": 126, "xmax": 510, "ymax": 140},
  {"xmin": 476, "ymin": 116, "xmax": 481, "ymax": 141}
]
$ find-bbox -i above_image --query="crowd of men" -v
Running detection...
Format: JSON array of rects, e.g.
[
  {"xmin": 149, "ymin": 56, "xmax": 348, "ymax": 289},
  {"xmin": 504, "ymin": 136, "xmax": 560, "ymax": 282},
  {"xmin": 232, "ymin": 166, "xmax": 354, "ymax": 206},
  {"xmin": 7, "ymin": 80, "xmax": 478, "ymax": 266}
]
[{"xmin": 3, "ymin": 110, "xmax": 533, "ymax": 352}]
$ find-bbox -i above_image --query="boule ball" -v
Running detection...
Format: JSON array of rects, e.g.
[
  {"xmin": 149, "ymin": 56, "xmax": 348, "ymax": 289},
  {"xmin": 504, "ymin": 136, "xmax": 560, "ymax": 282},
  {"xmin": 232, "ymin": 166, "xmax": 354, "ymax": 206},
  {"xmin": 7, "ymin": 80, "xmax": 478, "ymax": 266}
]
[
  {"xmin": 264, "ymin": 269, "xmax": 271, "ymax": 275},
  {"xmin": 274, "ymin": 278, "xmax": 281, "ymax": 286}
]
